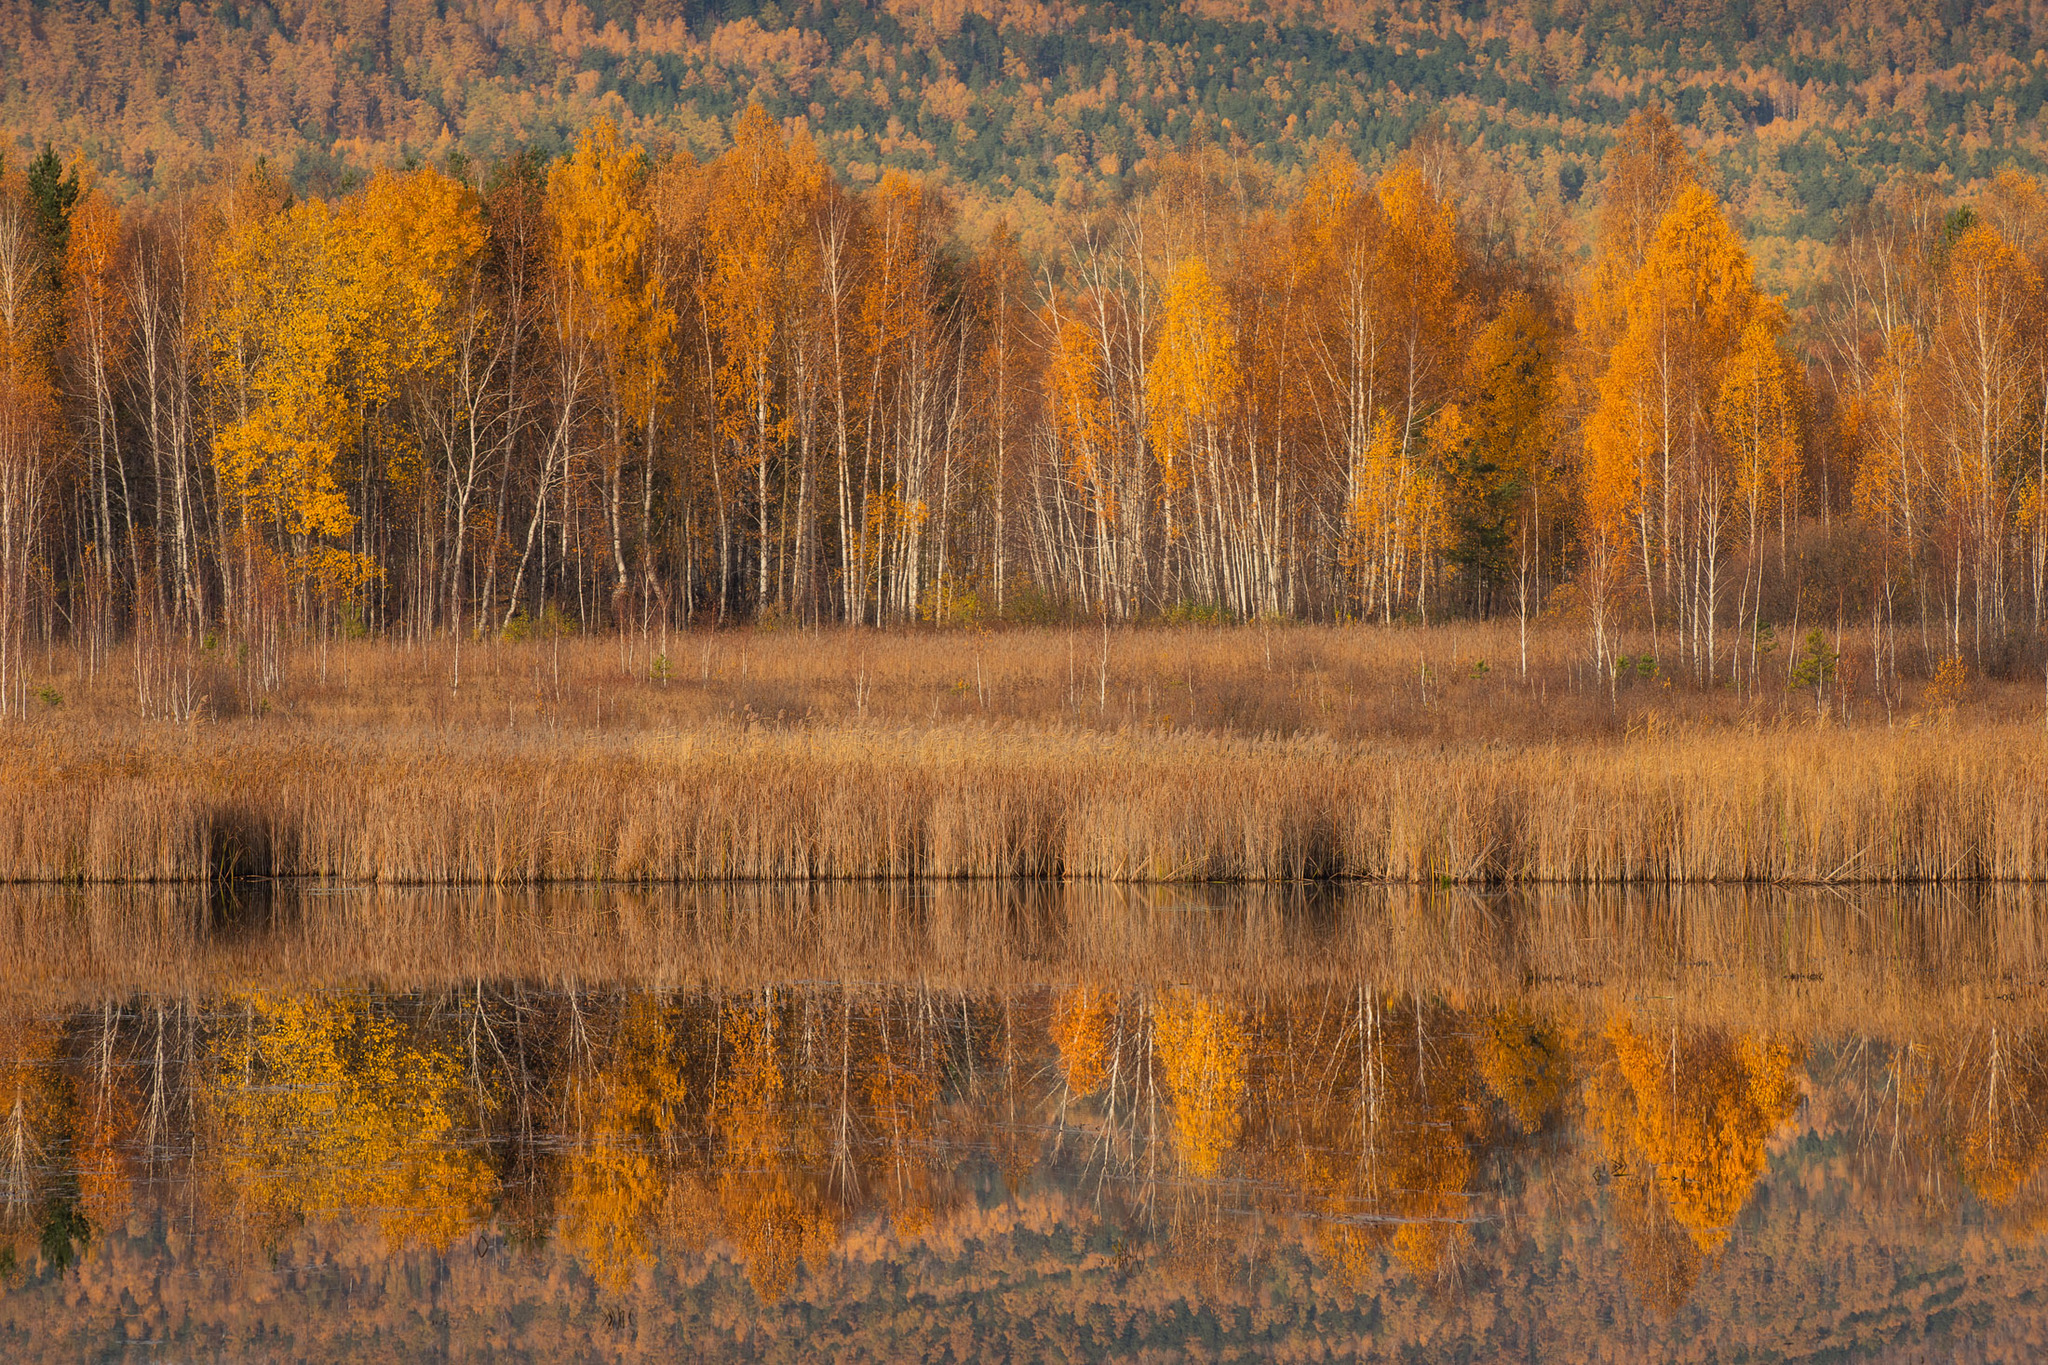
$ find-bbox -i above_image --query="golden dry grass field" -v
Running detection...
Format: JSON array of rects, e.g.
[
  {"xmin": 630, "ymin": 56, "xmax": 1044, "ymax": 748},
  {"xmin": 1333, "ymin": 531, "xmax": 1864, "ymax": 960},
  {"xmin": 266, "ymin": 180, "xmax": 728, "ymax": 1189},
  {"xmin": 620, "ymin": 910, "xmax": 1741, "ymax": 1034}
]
[{"xmin": 12, "ymin": 622, "xmax": 2047, "ymax": 884}]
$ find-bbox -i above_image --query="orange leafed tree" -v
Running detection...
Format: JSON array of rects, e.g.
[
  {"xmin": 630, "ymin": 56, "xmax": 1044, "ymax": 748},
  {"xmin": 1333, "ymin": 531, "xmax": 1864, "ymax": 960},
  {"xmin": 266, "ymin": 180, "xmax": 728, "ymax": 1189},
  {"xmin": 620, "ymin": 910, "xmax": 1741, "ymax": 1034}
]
[
  {"xmin": 701, "ymin": 104, "xmax": 824, "ymax": 614},
  {"xmin": 546, "ymin": 120, "xmax": 674, "ymax": 610},
  {"xmin": 1583, "ymin": 179, "xmax": 1765, "ymax": 680}
]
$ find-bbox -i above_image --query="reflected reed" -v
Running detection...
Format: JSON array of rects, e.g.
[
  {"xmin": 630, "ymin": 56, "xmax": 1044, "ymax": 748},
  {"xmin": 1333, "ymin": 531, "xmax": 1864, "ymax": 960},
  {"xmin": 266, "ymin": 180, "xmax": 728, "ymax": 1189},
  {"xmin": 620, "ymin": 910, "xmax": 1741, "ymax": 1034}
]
[{"xmin": 4, "ymin": 881, "xmax": 2047, "ymax": 1029}]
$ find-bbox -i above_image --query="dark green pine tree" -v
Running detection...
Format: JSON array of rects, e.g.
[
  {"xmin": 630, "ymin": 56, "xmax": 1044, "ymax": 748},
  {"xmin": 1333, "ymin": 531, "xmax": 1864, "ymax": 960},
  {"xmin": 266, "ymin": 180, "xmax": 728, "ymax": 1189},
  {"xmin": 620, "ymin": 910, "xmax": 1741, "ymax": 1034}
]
[{"xmin": 25, "ymin": 144, "xmax": 80, "ymax": 291}]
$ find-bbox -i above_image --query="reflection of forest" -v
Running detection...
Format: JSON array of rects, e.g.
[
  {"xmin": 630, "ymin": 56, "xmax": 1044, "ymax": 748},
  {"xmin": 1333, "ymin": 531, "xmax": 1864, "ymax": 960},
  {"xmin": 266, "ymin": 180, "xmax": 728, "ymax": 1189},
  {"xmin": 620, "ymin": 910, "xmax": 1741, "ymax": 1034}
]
[
  {"xmin": 3, "ymin": 977, "xmax": 2048, "ymax": 1352},
  {"xmin": 0, "ymin": 883, "xmax": 2045, "ymax": 1353}
]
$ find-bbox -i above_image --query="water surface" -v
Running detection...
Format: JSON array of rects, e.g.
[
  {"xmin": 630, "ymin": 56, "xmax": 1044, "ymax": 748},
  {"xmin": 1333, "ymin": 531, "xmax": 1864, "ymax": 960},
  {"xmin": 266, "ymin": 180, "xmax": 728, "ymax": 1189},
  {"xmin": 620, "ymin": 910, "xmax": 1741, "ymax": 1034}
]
[{"xmin": 0, "ymin": 883, "xmax": 2045, "ymax": 1362}]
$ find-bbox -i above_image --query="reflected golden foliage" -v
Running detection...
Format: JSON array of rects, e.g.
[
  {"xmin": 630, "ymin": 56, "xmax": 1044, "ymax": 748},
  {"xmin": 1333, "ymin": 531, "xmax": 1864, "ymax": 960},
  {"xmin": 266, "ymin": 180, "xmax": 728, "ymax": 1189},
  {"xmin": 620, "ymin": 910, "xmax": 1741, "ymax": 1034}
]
[
  {"xmin": 717, "ymin": 1164, "xmax": 839, "ymax": 1304},
  {"xmin": 563, "ymin": 996, "xmax": 688, "ymax": 1290},
  {"xmin": 710, "ymin": 994, "xmax": 839, "ymax": 1299},
  {"xmin": 73, "ymin": 1070, "xmax": 136, "ymax": 1245},
  {"xmin": 0, "ymin": 1010, "xmax": 60, "ymax": 1213},
  {"xmin": 1474, "ymin": 1004, "xmax": 1573, "ymax": 1133},
  {"xmin": 205, "ymin": 992, "xmax": 494, "ymax": 1250},
  {"xmin": 1307, "ymin": 996, "xmax": 1486, "ymax": 1286},
  {"xmin": 865, "ymin": 999, "xmax": 942, "ymax": 1238},
  {"xmin": 1607, "ymin": 1160, "xmax": 1705, "ymax": 1319},
  {"xmin": 1593, "ymin": 1018, "xmax": 1801, "ymax": 1253},
  {"xmin": 0, "ymin": 1009, "xmax": 65, "ymax": 1279},
  {"xmin": 1050, "ymin": 987, "xmax": 1112, "ymax": 1097},
  {"xmin": 7, "ymin": 962, "xmax": 2039, "ymax": 1331},
  {"xmin": 1152, "ymin": 989, "xmax": 1248, "ymax": 1179},
  {"xmin": 716, "ymin": 997, "xmax": 785, "ymax": 1164},
  {"xmin": 1938, "ymin": 1027, "xmax": 2048, "ymax": 1215}
]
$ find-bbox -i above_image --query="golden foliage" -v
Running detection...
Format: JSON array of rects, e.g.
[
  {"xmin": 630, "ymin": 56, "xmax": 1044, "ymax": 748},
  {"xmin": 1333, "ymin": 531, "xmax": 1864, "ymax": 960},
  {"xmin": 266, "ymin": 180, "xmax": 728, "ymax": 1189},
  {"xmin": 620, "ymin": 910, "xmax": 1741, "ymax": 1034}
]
[
  {"xmin": 548, "ymin": 117, "xmax": 676, "ymax": 433},
  {"xmin": 205, "ymin": 991, "xmax": 494, "ymax": 1250},
  {"xmin": 207, "ymin": 197, "xmax": 365, "ymax": 546},
  {"xmin": 1145, "ymin": 256, "xmax": 1238, "ymax": 489},
  {"xmin": 1050, "ymin": 312, "xmax": 1114, "ymax": 516},
  {"xmin": 1049, "ymin": 987, "xmax": 1112, "ymax": 1097},
  {"xmin": 715, "ymin": 996, "xmax": 786, "ymax": 1165},
  {"xmin": 205, "ymin": 163, "xmax": 483, "ymax": 604},
  {"xmin": 701, "ymin": 104, "xmax": 822, "ymax": 454},
  {"xmin": 1152, "ymin": 988, "xmax": 1247, "ymax": 1178},
  {"xmin": 1592, "ymin": 1018, "xmax": 1801, "ymax": 1253},
  {"xmin": 1714, "ymin": 312, "xmax": 1803, "ymax": 523}
]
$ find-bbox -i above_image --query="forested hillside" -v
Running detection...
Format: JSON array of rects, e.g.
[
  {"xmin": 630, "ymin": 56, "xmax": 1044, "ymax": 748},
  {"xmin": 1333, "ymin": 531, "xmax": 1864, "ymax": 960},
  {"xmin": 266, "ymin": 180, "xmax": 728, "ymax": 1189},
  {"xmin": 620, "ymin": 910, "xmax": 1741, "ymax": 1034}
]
[{"xmin": 7, "ymin": 0, "xmax": 2048, "ymax": 256}]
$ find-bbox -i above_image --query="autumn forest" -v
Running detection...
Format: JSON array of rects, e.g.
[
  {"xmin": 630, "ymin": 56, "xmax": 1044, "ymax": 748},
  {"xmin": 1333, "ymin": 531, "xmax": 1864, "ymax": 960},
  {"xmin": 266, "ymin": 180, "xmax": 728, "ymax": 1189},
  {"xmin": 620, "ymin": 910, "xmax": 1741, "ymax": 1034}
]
[
  {"xmin": 5, "ymin": 96, "xmax": 2048, "ymax": 720},
  {"xmin": 13, "ymin": 13, "xmax": 2048, "ymax": 1345}
]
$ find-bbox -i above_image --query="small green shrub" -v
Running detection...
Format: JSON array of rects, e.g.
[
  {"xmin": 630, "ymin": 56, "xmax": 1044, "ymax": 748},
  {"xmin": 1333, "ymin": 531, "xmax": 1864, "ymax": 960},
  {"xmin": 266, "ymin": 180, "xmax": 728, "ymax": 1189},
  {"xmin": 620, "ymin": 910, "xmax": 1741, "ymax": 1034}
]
[
  {"xmin": 1162, "ymin": 599, "xmax": 1226, "ymax": 626},
  {"xmin": 999, "ymin": 578, "xmax": 1064, "ymax": 625},
  {"xmin": 1790, "ymin": 628, "xmax": 1838, "ymax": 691}
]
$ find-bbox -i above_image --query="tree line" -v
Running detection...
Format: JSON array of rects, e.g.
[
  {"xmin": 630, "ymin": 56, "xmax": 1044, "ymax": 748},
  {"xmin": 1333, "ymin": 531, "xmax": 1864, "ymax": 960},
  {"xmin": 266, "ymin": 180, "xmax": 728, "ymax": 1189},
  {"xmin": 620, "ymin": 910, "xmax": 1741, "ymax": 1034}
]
[{"xmin": 2, "ymin": 104, "xmax": 2048, "ymax": 708}]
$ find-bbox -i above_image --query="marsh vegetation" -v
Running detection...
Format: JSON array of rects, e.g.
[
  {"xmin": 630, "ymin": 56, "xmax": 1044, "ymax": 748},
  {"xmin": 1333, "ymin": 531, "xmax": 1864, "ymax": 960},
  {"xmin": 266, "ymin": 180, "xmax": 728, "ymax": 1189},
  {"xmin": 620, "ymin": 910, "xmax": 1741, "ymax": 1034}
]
[{"xmin": 12, "ymin": 623, "xmax": 2048, "ymax": 885}]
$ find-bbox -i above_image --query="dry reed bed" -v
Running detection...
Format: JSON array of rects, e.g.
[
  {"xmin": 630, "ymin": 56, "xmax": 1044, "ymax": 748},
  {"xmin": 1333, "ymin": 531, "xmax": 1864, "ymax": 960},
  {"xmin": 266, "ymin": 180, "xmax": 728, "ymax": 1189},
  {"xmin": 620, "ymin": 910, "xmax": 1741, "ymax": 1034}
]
[{"xmin": 8, "ymin": 718, "xmax": 2046, "ymax": 883}]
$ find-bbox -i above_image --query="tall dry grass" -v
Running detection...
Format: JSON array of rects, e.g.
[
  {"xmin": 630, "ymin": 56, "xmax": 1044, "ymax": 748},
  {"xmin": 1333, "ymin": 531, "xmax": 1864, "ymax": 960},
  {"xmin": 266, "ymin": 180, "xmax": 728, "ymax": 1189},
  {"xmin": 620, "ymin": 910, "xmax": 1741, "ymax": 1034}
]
[
  {"xmin": 11, "ymin": 623, "xmax": 2047, "ymax": 883},
  {"xmin": 7, "ymin": 718, "xmax": 2047, "ymax": 883}
]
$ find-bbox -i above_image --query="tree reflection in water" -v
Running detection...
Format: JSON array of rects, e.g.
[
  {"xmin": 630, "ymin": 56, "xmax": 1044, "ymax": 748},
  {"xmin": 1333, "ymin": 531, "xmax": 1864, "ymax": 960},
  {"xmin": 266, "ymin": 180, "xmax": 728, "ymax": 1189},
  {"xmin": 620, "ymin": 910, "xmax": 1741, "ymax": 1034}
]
[{"xmin": 0, "ymin": 883, "xmax": 2038, "ymax": 1357}]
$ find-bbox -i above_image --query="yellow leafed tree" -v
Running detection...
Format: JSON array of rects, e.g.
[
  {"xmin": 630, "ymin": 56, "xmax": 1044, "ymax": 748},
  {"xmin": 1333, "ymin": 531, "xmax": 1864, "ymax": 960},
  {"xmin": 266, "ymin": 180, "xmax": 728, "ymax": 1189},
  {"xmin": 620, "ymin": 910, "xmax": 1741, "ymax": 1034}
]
[
  {"xmin": 866, "ymin": 1000, "xmax": 942, "ymax": 1239},
  {"xmin": 1146, "ymin": 257, "xmax": 1238, "ymax": 497},
  {"xmin": 207, "ymin": 190, "xmax": 380, "ymax": 618}
]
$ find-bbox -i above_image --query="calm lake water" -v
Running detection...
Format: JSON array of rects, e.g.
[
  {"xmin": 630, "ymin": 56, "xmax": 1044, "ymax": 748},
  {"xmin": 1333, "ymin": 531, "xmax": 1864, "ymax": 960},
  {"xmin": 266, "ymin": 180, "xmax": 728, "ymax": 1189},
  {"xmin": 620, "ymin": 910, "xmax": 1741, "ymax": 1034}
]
[{"xmin": 0, "ymin": 882, "xmax": 2046, "ymax": 1361}]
